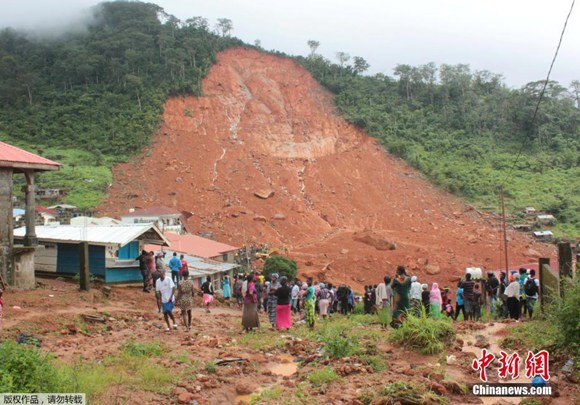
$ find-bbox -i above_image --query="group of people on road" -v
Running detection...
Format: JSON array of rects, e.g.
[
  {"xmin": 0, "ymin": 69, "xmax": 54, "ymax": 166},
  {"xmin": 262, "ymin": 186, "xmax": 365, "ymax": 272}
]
[
  {"xmin": 140, "ymin": 254, "xmax": 541, "ymax": 333},
  {"xmin": 234, "ymin": 272, "xmax": 365, "ymax": 332},
  {"xmin": 366, "ymin": 265, "xmax": 541, "ymax": 327}
]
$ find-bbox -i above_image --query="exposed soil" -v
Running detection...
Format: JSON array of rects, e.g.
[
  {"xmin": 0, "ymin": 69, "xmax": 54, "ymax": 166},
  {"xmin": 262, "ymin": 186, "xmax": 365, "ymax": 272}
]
[
  {"xmin": 100, "ymin": 47, "xmax": 555, "ymax": 289},
  {"xmin": 2, "ymin": 279, "xmax": 578, "ymax": 405}
]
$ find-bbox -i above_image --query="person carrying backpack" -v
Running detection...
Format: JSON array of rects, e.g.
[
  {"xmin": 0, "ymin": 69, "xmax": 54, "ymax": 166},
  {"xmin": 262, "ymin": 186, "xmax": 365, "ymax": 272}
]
[{"xmin": 524, "ymin": 269, "xmax": 540, "ymax": 319}]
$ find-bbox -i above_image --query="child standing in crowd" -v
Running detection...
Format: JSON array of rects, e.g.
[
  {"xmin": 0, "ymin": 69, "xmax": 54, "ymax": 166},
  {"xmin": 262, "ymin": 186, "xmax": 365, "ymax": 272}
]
[{"xmin": 201, "ymin": 276, "xmax": 214, "ymax": 313}]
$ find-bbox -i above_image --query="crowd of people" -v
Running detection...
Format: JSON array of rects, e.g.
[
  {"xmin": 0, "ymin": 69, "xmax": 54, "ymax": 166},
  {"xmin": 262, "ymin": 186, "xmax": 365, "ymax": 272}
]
[
  {"xmin": 359, "ymin": 266, "xmax": 541, "ymax": 326},
  {"xmin": 234, "ymin": 243, "xmax": 271, "ymax": 265},
  {"xmin": 135, "ymin": 250, "xmax": 541, "ymax": 333}
]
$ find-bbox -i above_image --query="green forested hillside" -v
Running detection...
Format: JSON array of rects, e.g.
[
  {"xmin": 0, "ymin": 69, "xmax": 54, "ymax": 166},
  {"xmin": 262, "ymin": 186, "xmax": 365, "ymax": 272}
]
[
  {"xmin": 0, "ymin": 1, "xmax": 578, "ymax": 235},
  {"xmin": 294, "ymin": 56, "xmax": 579, "ymax": 236},
  {"xmin": 0, "ymin": 1, "xmax": 241, "ymax": 207}
]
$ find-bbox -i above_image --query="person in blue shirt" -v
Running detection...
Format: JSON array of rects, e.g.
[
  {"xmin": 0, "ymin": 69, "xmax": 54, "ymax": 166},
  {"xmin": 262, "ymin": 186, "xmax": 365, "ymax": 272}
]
[
  {"xmin": 454, "ymin": 282, "xmax": 465, "ymax": 320},
  {"xmin": 168, "ymin": 252, "xmax": 182, "ymax": 285}
]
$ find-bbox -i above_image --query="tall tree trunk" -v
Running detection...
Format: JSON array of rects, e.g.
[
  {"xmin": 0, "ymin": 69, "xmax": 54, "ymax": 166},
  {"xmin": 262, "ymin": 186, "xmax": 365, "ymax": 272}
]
[{"xmin": 26, "ymin": 84, "xmax": 32, "ymax": 106}]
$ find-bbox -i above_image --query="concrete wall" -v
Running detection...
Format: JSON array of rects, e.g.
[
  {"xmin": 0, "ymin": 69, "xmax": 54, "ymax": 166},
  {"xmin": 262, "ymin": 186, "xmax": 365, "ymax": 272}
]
[
  {"xmin": 35, "ymin": 244, "xmax": 57, "ymax": 273},
  {"xmin": 0, "ymin": 169, "xmax": 13, "ymax": 285},
  {"xmin": 13, "ymin": 249, "xmax": 35, "ymax": 289}
]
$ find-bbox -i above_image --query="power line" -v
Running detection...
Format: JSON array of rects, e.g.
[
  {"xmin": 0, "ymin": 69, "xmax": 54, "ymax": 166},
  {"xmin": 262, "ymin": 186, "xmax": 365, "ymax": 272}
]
[{"xmin": 501, "ymin": 0, "xmax": 576, "ymax": 185}]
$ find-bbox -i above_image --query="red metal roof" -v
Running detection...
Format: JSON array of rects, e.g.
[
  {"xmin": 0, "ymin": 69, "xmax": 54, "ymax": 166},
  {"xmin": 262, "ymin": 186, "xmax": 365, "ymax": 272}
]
[
  {"xmin": 36, "ymin": 205, "xmax": 57, "ymax": 216},
  {"xmin": 0, "ymin": 141, "xmax": 61, "ymax": 171},
  {"xmin": 148, "ymin": 233, "xmax": 239, "ymax": 258}
]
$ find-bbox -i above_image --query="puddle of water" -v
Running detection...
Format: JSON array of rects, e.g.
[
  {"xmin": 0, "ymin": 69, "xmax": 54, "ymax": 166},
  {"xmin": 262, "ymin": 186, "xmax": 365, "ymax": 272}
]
[
  {"xmin": 235, "ymin": 354, "xmax": 298, "ymax": 403},
  {"xmin": 268, "ymin": 354, "xmax": 298, "ymax": 376}
]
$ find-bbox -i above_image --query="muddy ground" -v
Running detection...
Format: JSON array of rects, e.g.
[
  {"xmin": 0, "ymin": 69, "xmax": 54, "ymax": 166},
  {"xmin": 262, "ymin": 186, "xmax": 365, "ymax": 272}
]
[{"xmin": 1, "ymin": 278, "xmax": 577, "ymax": 405}]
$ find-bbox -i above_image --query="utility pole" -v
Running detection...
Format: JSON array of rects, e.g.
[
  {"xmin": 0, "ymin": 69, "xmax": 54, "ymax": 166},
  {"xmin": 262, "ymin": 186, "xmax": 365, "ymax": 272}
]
[{"xmin": 500, "ymin": 185, "xmax": 509, "ymax": 273}]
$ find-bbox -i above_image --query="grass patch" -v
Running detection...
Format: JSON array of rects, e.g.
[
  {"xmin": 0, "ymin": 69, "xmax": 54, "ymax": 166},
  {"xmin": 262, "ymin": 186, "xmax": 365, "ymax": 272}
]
[
  {"xmin": 499, "ymin": 321, "xmax": 559, "ymax": 352},
  {"xmin": 358, "ymin": 354, "xmax": 387, "ymax": 372},
  {"xmin": 120, "ymin": 339, "xmax": 164, "ymax": 357},
  {"xmin": 380, "ymin": 381, "xmax": 448, "ymax": 404},
  {"xmin": 250, "ymin": 385, "xmax": 284, "ymax": 404},
  {"xmin": 306, "ymin": 367, "xmax": 339, "ymax": 387},
  {"xmin": 204, "ymin": 361, "xmax": 217, "ymax": 374},
  {"xmin": 376, "ymin": 308, "xmax": 392, "ymax": 327},
  {"xmin": 389, "ymin": 313, "xmax": 455, "ymax": 355},
  {"xmin": 239, "ymin": 330, "xmax": 286, "ymax": 351}
]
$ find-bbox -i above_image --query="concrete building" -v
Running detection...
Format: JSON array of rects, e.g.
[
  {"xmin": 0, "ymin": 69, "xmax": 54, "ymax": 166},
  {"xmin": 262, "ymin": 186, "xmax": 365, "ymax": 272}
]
[
  {"xmin": 0, "ymin": 141, "xmax": 61, "ymax": 289},
  {"xmin": 121, "ymin": 205, "xmax": 192, "ymax": 234}
]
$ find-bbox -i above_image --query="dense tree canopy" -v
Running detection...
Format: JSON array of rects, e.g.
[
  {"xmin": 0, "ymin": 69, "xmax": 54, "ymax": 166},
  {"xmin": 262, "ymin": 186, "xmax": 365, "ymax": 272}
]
[{"xmin": 295, "ymin": 50, "xmax": 580, "ymax": 235}]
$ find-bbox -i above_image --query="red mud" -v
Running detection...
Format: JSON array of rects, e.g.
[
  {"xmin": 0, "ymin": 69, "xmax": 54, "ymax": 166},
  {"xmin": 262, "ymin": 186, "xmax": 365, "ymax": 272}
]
[{"xmin": 100, "ymin": 47, "xmax": 555, "ymax": 289}]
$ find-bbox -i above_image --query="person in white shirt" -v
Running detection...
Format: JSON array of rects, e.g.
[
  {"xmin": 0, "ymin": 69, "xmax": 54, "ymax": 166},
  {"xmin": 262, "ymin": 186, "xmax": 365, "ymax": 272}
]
[
  {"xmin": 375, "ymin": 276, "xmax": 392, "ymax": 311},
  {"xmin": 291, "ymin": 282, "xmax": 300, "ymax": 313},
  {"xmin": 155, "ymin": 270, "xmax": 177, "ymax": 332},
  {"xmin": 409, "ymin": 276, "xmax": 423, "ymax": 316},
  {"xmin": 504, "ymin": 274, "xmax": 521, "ymax": 321}
]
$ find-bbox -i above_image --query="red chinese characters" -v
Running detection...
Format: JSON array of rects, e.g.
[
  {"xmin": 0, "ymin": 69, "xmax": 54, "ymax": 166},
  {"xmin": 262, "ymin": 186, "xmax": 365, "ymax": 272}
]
[
  {"xmin": 498, "ymin": 351, "xmax": 520, "ymax": 379},
  {"xmin": 524, "ymin": 350, "xmax": 550, "ymax": 380},
  {"xmin": 472, "ymin": 350, "xmax": 550, "ymax": 382},
  {"xmin": 472, "ymin": 349, "xmax": 496, "ymax": 382}
]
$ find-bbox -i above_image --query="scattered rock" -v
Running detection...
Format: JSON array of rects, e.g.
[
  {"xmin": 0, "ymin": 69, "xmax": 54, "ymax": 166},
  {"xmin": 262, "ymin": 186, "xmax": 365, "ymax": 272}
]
[
  {"xmin": 177, "ymin": 392, "xmax": 196, "ymax": 404},
  {"xmin": 388, "ymin": 242, "xmax": 397, "ymax": 250},
  {"xmin": 427, "ymin": 381, "xmax": 448, "ymax": 396},
  {"xmin": 254, "ymin": 189, "xmax": 274, "ymax": 199},
  {"xmin": 425, "ymin": 265, "xmax": 441, "ymax": 275},
  {"xmin": 206, "ymin": 338, "xmax": 219, "ymax": 348},
  {"xmin": 442, "ymin": 380, "xmax": 466, "ymax": 395},
  {"xmin": 474, "ymin": 335, "xmax": 489, "ymax": 349},
  {"xmin": 235, "ymin": 382, "xmax": 257, "ymax": 395},
  {"xmin": 352, "ymin": 230, "xmax": 390, "ymax": 251}
]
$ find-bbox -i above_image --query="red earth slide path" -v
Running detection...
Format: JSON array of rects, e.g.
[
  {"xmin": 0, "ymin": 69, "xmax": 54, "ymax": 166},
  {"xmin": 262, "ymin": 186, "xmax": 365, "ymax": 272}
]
[{"xmin": 100, "ymin": 47, "xmax": 555, "ymax": 289}]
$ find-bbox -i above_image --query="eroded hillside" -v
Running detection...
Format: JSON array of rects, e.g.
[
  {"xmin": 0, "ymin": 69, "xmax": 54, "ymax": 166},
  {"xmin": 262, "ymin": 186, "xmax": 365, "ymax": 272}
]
[{"xmin": 101, "ymin": 47, "xmax": 554, "ymax": 287}]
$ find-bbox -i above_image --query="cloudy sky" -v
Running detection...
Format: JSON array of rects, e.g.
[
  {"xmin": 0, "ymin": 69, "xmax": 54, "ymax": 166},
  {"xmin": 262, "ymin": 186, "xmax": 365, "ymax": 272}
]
[{"xmin": 1, "ymin": 0, "xmax": 577, "ymax": 87}]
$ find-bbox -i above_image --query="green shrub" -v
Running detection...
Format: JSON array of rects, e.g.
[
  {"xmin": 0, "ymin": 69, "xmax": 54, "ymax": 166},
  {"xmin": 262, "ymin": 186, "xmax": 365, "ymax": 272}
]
[
  {"xmin": 389, "ymin": 313, "xmax": 455, "ymax": 355},
  {"xmin": 262, "ymin": 256, "xmax": 298, "ymax": 280},
  {"xmin": 324, "ymin": 335, "xmax": 357, "ymax": 358},
  {"xmin": 0, "ymin": 341, "xmax": 68, "ymax": 393},
  {"xmin": 204, "ymin": 361, "xmax": 217, "ymax": 374},
  {"xmin": 553, "ymin": 278, "xmax": 580, "ymax": 354}
]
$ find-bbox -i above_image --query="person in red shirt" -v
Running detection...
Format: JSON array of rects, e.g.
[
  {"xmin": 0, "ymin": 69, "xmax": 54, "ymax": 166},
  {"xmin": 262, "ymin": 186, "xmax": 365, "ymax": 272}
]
[{"xmin": 179, "ymin": 254, "xmax": 188, "ymax": 277}]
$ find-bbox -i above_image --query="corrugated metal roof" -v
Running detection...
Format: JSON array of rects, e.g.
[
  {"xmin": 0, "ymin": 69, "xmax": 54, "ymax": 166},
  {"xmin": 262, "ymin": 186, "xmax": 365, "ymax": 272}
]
[
  {"xmin": 14, "ymin": 224, "xmax": 170, "ymax": 247},
  {"xmin": 160, "ymin": 232, "xmax": 239, "ymax": 258},
  {"xmin": 0, "ymin": 141, "xmax": 61, "ymax": 170},
  {"xmin": 13, "ymin": 208, "xmax": 25, "ymax": 217}
]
